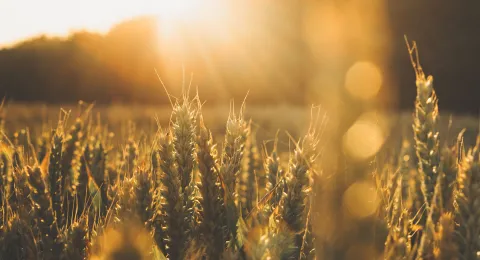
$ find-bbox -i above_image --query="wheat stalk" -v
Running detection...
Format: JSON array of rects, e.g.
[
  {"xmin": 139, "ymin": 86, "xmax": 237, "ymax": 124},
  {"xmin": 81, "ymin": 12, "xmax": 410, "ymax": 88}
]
[
  {"xmin": 91, "ymin": 141, "xmax": 109, "ymax": 217},
  {"xmin": 453, "ymin": 136, "xmax": 480, "ymax": 259},
  {"xmin": 49, "ymin": 127, "xmax": 65, "ymax": 227},
  {"xmin": 0, "ymin": 214, "xmax": 38, "ymax": 260},
  {"xmin": 60, "ymin": 219, "xmax": 89, "ymax": 260},
  {"xmin": 77, "ymin": 143, "xmax": 91, "ymax": 220},
  {"xmin": 196, "ymin": 114, "xmax": 225, "ymax": 258},
  {"xmin": 28, "ymin": 165, "xmax": 62, "ymax": 259},
  {"xmin": 239, "ymin": 122, "xmax": 261, "ymax": 217},
  {"xmin": 407, "ymin": 40, "xmax": 440, "ymax": 214},
  {"xmin": 433, "ymin": 213, "xmax": 458, "ymax": 260},
  {"xmin": 134, "ymin": 167, "xmax": 154, "ymax": 227},
  {"xmin": 280, "ymin": 125, "xmax": 319, "ymax": 257},
  {"xmin": 219, "ymin": 105, "xmax": 248, "ymax": 249},
  {"xmin": 157, "ymin": 129, "xmax": 186, "ymax": 259}
]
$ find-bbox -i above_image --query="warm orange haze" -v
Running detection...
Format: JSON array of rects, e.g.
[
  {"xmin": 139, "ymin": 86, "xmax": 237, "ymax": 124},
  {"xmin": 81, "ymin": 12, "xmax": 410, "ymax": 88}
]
[
  {"xmin": 0, "ymin": 0, "xmax": 233, "ymax": 47},
  {"xmin": 0, "ymin": 0, "xmax": 479, "ymax": 113},
  {"xmin": 0, "ymin": 0, "xmax": 395, "ymax": 108},
  {"xmin": 0, "ymin": 0, "xmax": 479, "ymax": 259}
]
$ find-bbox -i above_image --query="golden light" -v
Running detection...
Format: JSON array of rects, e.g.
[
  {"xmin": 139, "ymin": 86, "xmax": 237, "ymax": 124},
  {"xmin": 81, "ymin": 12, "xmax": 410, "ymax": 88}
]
[
  {"xmin": 342, "ymin": 111, "xmax": 387, "ymax": 161},
  {"xmin": 0, "ymin": 0, "xmax": 235, "ymax": 47},
  {"xmin": 342, "ymin": 181, "xmax": 379, "ymax": 218},
  {"xmin": 153, "ymin": 0, "xmax": 234, "ymax": 40},
  {"xmin": 345, "ymin": 61, "xmax": 383, "ymax": 100},
  {"xmin": 154, "ymin": 0, "xmax": 202, "ymax": 23}
]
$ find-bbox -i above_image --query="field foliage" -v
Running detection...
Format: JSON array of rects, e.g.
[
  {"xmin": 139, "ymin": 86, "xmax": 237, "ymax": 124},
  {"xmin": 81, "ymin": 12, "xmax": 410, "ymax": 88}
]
[{"xmin": 0, "ymin": 49, "xmax": 479, "ymax": 260}]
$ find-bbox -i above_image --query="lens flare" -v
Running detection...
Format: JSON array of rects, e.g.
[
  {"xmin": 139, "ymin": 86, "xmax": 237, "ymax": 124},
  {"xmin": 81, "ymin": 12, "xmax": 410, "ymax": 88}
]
[
  {"xmin": 343, "ymin": 113, "xmax": 388, "ymax": 160},
  {"xmin": 343, "ymin": 180, "xmax": 379, "ymax": 218},
  {"xmin": 345, "ymin": 61, "xmax": 382, "ymax": 100}
]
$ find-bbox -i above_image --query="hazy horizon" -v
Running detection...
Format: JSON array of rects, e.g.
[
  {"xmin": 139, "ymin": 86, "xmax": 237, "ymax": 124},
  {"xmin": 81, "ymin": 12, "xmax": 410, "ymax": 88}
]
[
  {"xmin": 1, "ymin": 0, "xmax": 479, "ymax": 114},
  {"xmin": 0, "ymin": 0, "xmax": 225, "ymax": 47}
]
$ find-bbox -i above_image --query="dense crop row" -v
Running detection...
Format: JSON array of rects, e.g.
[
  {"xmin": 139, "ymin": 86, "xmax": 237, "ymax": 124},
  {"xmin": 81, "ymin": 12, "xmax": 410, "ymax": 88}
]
[{"xmin": 0, "ymin": 45, "xmax": 478, "ymax": 259}]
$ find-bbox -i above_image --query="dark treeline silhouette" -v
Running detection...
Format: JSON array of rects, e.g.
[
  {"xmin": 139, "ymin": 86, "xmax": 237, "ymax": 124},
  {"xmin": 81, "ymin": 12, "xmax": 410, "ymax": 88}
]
[
  {"xmin": 0, "ymin": 0, "xmax": 478, "ymax": 114},
  {"xmin": 0, "ymin": 8, "xmax": 307, "ymax": 106},
  {"xmin": 0, "ymin": 17, "xmax": 167, "ymax": 104}
]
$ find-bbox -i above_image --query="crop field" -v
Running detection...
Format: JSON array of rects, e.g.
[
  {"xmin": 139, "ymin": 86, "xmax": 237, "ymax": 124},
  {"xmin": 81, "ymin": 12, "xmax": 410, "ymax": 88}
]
[
  {"xmin": 0, "ymin": 63, "xmax": 479, "ymax": 259},
  {"xmin": 1, "ymin": 0, "xmax": 478, "ymax": 257}
]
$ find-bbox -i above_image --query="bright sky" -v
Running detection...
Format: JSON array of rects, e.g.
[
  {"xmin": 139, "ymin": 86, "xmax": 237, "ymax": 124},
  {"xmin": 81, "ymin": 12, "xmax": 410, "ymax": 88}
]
[{"xmin": 0, "ymin": 0, "xmax": 226, "ymax": 47}]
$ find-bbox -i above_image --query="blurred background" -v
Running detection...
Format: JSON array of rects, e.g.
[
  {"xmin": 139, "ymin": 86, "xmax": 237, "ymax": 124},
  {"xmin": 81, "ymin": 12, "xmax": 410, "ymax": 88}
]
[{"xmin": 0, "ymin": 0, "xmax": 478, "ymax": 115}]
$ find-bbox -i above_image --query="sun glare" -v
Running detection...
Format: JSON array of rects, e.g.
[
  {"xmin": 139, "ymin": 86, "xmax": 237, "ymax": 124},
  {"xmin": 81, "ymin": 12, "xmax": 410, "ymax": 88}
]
[
  {"xmin": 0, "ymin": 0, "xmax": 234, "ymax": 47},
  {"xmin": 153, "ymin": 0, "xmax": 234, "ymax": 40},
  {"xmin": 154, "ymin": 0, "xmax": 202, "ymax": 23}
]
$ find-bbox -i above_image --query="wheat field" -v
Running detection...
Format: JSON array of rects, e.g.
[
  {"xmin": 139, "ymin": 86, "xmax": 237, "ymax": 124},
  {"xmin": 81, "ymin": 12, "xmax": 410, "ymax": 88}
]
[{"xmin": 0, "ymin": 54, "xmax": 479, "ymax": 260}]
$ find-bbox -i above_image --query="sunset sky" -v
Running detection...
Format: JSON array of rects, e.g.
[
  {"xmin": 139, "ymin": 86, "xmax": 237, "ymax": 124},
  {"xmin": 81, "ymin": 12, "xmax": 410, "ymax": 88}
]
[{"xmin": 0, "ymin": 0, "xmax": 226, "ymax": 47}]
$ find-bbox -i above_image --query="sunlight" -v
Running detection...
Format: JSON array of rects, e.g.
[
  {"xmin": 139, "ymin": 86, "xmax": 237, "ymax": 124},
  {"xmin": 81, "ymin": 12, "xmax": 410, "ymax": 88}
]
[
  {"xmin": 0, "ymin": 0, "xmax": 147, "ymax": 46},
  {"xmin": 0, "ymin": 0, "xmax": 234, "ymax": 47},
  {"xmin": 153, "ymin": 0, "xmax": 234, "ymax": 40},
  {"xmin": 153, "ymin": 0, "xmax": 202, "ymax": 23}
]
